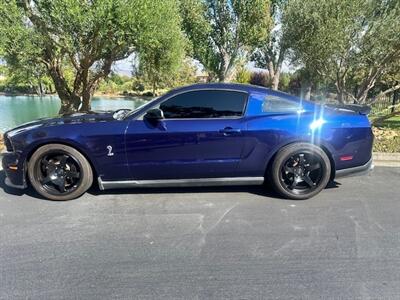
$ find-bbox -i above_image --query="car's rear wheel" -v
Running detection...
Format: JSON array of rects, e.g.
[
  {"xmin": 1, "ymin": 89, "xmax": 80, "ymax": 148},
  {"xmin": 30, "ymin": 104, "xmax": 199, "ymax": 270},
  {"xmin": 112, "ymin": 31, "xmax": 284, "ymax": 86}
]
[
  {"xmin": 28, "ymin": 144, "xmax": 93, "ymax": 201},
  {"xmin": 269, "ymin": 143, "xmax": 331, "ymax": 200}
]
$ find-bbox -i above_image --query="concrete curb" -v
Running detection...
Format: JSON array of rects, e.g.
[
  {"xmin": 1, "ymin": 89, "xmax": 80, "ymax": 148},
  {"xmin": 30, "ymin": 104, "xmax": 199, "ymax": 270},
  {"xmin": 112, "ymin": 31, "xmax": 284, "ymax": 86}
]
[
  {"xmin": 1, "ymin": 151, "xmax": 400, "ymax": 172},
  {"xmin": 373, "ymin": 152, "xmax": 400, "ymax": 167}
]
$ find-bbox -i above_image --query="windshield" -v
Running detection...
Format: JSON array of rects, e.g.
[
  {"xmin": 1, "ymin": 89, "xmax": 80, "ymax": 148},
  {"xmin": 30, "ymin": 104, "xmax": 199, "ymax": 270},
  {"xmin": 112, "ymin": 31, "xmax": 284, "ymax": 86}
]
[{"xmin": 123, "ymin": 96, "xmax": 160, "ymax": 119}]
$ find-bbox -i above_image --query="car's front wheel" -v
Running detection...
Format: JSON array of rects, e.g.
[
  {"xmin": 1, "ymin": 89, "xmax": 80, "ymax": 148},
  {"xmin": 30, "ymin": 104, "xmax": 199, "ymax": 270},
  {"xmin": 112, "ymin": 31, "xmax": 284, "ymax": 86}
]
[
  {"xmin": 28, "ymin": 144, "xmax": 93, "ymax": 201},
  {"xmin": 269, "ymin": 143, "xmax": 331, "ymax": 200}
]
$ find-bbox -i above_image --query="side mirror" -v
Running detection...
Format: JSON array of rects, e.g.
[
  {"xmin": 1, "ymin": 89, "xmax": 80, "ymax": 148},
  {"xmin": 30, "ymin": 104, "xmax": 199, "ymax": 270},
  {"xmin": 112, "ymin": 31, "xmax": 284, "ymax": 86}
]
[{"xmin": 144, "ymin": 108, "xmax": 164, "ymax": 122}]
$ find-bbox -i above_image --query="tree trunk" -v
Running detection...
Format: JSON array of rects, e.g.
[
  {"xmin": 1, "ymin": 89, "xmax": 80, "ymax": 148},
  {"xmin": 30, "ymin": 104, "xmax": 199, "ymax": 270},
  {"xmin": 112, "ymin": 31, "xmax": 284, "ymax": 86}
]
[
  {"xmin": 374, "ymin": 82, "xmax": 400, "ymax": 100},
  {"xmin": 371, "ymin": 111, "xmax": 400, "ymax": 126},
  {"xmin": 48, "ymin": 65, "xmax": 81, "ymax": 114},
  {"xmin": 80, "ymin": 91, "xmax": 91, "ymax": 112},
  {"xmin": 59, "ymin": 94, "xmax": 81, "ymax": 115},
  {"xmin": 217, "ymin": 50, "xmax": 231, "ymax": 82},
  {"xmin": 304, "ymin": 85, "xmax": 311, "ymax": 100},
  {"xmin": 357, "ymin": 88, "xmax": 371, "ymax": 104},
  {"xmin": 337, "ymin": 90, "xmax": 345, "ymax": 104},
  {"xmin": 301, "ymin": 80, "xmax": 312, "ymax": 100},
  {"xmin": 268, "ymin": 48, "xmax": 285, "ymax": 90},
  {"xmin": 391, "ymin": 90, "xmax": 398, "ymax": 114},
  {"xmin": 218, "ymin": 72, "xmax": 225, "ymax": 82},
  {"xmin": 36, "ymin": 78, "xmax": 44, "ymax": 96},
  {"xmin": 271, "ymin": 70, "xmax": 280, "ymax": 90}
]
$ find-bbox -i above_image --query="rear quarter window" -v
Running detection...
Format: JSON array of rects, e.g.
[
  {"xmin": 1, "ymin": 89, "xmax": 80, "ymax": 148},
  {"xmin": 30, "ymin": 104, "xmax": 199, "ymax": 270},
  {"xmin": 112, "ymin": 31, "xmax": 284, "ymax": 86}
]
[{"xmin": 262, "ymin": 95, "xmax": 301, "ymax": 113}]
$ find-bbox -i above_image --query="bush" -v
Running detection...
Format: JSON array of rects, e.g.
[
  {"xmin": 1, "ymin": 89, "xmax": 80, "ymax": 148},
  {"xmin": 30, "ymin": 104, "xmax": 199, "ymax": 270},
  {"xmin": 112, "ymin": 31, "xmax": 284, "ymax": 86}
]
[
  {"xmin": 142, "ymin": 91, "xmax": 155, "ymax": 97},
  {"xmin": 235, "ymin": 68, "xmax": 251, "ymax": 84},
  {"xmin": 132, "ymin": 79, "xmax": 145, "ymax": 92},
  {"xmin": 98, "ymin": 80, "xmax": 119, "ymax": 94},
  {"xmin": 279, "ymin": 73, "xmax": 292, "ymax": 92},
  {"xmin": 250, "ymin": 71, "xmax": 269, "ymax": 87}
]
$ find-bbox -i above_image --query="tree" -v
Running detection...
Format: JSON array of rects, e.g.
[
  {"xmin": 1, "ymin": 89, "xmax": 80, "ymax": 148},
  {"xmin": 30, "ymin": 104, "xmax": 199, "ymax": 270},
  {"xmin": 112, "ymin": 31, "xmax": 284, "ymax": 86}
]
[
  {"xmin": 0, "ymin": 0, "xmax": 185, "ymax": 113},
  {"xmin": 372, "ymin": 60, "xmax": 400, "ymax": 100},
  {"xmin": 2, "ymin": 63, "xmax": 53, "ymax": 95},
  {"xmin": 282, "ymin": 0, "xmax": 400, "ymax": 104},
  {"xmin": 180, "ymin": 0, "xmax": 272, "ymax": 82},
  {"xmin": 251, "ymin": 0, "xmax": 287, "ymax": 90},
  {"xmin": 138, "ymin": 0, "xmax": 186, "ymax": 95}
]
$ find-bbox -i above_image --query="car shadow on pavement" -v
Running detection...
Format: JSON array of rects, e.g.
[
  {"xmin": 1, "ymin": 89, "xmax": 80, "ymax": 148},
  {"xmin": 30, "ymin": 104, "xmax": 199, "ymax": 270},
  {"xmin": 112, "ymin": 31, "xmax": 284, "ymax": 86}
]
[
  {"xmin": 0, "ymin": 170, "xmax": 341, "ymax": 201},
  {"xmin": 87, "ymin": 184, "xmax": 283, "ymax": 199}
]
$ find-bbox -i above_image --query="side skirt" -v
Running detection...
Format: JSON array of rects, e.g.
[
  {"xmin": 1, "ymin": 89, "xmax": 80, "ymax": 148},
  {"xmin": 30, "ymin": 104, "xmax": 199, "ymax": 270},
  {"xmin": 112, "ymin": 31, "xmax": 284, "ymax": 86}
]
[{"xmin": 98, "ymin": 177, "xmax": 265, "ymax": 191}]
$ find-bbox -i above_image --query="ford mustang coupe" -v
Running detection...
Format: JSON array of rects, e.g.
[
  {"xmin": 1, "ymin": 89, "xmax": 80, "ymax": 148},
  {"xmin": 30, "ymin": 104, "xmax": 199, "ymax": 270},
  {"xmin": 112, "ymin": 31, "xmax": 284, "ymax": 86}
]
[{"xmin": 2, "ymin": 83, "xmax": 373, "ymax": 201}]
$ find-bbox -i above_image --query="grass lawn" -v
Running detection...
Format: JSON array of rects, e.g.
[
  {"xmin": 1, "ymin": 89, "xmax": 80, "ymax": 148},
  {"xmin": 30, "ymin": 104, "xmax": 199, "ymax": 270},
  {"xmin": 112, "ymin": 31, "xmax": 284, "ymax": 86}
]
[
  {"xmin": 373, "ymin": 115, "xmax": 400, "ymax": 153},
  {"xmin": 379, "ymin": 115, "xmax": 400, "ymax": 129}
]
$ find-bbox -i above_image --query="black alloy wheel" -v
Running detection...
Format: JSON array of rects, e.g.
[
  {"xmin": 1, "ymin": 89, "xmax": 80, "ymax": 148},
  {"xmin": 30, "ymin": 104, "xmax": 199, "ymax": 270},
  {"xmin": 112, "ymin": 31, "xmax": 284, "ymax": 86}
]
[
  {"xmin": 269, "ymin": 143, "xmax": 331, "ymax": 200},
  {"xmin": 28, "ymin": 144, "xmax": 93, "ymax": 200},
  {"xmin": 280, "ymin": 152, "xmax": 323, "ymax": 195},
  {"xmin": 38, "ymin": 152, "xmax": 82, "ymax": 195}
]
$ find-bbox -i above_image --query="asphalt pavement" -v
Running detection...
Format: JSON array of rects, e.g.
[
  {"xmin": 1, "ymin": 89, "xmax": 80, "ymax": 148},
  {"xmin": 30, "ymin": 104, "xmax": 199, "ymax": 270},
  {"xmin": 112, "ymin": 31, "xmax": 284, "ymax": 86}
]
[{"xmin": 1, "ymin": 167, "xmax": 400, "ymax": 299}]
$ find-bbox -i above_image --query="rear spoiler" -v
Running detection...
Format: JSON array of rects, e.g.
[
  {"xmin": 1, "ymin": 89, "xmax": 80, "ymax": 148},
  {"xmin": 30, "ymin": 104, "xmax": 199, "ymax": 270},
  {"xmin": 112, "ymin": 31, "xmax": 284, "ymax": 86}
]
[{"xmin": 325, "ymin": 103, "xmax": 371, "ymax": 115}]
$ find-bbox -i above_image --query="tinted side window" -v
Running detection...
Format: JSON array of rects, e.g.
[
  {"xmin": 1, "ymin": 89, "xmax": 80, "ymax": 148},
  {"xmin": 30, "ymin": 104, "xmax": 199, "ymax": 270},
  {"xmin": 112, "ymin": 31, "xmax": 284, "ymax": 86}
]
[
  {"xmin": 262, "ymin": 95, "xmax": 301, "ymax": 113},
  {"xmin": 160, "ymin": 90, "xmax": 247, "ymax": 119}
]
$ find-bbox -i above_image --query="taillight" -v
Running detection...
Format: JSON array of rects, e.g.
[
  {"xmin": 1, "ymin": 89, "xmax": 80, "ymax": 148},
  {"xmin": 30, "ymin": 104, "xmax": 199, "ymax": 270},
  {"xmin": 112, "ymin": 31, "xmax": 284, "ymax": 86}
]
[{"xmin": 340, "ymin": 155, "xmax": 353, "ymax": 161}]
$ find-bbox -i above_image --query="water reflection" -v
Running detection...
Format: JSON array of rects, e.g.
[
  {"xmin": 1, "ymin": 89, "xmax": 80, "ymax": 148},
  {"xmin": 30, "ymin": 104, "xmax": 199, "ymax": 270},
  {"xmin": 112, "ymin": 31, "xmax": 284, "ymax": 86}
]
[{"xmin": 0, "ymin": 95, "xmax": 147, "ymax": 131}]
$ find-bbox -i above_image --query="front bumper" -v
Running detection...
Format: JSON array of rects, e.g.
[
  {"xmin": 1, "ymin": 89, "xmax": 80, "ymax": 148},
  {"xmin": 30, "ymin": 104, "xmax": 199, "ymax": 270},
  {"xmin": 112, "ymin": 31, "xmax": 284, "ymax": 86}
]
[
  {"xmin": 1, "ymin": 151, "xmax": 27, "ymax": 189},
  {"xmin": 335, "ymin": 157, "xmax": 374, "ymax": 178}
]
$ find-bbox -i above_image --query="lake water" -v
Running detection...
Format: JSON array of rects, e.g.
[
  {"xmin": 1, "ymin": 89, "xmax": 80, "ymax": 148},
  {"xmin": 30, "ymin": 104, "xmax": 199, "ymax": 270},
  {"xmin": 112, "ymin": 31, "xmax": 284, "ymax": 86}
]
[{"xmin": 0, "ymin": 95, "xmax": 148, "ymax": 132}]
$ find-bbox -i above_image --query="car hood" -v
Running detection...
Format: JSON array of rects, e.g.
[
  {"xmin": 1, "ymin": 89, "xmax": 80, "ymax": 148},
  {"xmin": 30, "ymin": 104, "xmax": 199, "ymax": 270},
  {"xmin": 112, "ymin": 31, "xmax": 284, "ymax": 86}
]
[{"xmin": 6, "ymin": 111, "xmax": 116, "ymax": 138}]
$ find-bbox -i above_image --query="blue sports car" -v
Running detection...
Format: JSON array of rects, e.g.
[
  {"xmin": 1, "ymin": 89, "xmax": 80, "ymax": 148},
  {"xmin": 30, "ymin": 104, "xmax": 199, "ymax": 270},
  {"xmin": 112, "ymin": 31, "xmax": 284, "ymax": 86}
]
[{"xmin": 2, "ymin": 83, "xmax": 373, "ymax": 201}]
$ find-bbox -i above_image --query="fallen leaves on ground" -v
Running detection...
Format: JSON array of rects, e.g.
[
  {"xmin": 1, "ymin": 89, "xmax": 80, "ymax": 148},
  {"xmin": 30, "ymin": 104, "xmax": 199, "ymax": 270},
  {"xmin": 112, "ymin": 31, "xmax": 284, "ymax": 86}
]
[{"xmin": 373, "ymin": 126, "xmax": 400, "ymax": 153}]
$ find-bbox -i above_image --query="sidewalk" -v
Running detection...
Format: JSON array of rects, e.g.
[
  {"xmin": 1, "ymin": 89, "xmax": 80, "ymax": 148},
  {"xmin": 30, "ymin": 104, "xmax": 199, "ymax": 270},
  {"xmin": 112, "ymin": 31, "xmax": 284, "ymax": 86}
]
[{"xmin": 373, "ymin": 152, "xmax": 400, "ymax": 167}]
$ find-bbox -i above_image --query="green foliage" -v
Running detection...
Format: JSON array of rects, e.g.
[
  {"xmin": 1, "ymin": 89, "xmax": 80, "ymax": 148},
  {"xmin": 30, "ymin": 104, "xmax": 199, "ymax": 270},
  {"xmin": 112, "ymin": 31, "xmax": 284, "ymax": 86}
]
[
  {"xmin": 279, "ymin": 72, "xmax": 291, "ymax": 91},
  {"xmin": 180, "ymin": 0, "xmax": 272, "ymax": 81},
  {"xmin": 251, "ymin": 0, "xmax": 287, "ymax": 90},
  {"xmin": 0, "ymin": 0, "xmax": 186, "ymax": 112},
  {"xmin": 96, "ymin": 59, "xmax": 198, "ymax": 96},
  {"xmin": 97, "ymin": 74, "xmax": 131, "ymax": 95},
  {"xmin": 282, "ymin": 0, "xmax": 400, "ymax": 103},
  {"xmin": 171, "ymin": 59, "xmax": 198, "ymax": 87},
  {"xmin": 381, "ymin": 116, "xmax": 400, "ymax": 130},
  {"xmin": 234, "ymin": 67, "xmax": 251, "ymax": 84},
  {"xmin": 138, "ymin": 0, "xmax": 187, "ymax": 94}
]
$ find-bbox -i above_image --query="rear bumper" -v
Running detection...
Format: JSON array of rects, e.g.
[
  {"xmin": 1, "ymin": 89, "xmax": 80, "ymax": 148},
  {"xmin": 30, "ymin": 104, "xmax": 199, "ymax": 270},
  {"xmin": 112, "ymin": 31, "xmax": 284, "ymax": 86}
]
[{"xmin": 335, "ymin": 157, "xmax": 374, "ymax": 178}]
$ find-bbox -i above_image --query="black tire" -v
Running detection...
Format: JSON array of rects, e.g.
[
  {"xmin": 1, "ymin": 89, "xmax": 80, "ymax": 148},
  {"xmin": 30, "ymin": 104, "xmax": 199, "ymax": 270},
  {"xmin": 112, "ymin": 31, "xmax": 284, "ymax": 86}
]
[
  {"xmin": 269, "ymin": 143, "xmax": 331, "ymax": 200},
  {"xmin": 28, "ymin": 144, "xmax": 93, "ymax": 200}
]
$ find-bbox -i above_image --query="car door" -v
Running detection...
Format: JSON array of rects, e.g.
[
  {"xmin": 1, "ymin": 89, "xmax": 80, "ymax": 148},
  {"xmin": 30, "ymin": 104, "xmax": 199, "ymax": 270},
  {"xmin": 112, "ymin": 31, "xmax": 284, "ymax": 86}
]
[{"xmin": 125, "ymin": 89, "xmax": 249, "ymax": 180}]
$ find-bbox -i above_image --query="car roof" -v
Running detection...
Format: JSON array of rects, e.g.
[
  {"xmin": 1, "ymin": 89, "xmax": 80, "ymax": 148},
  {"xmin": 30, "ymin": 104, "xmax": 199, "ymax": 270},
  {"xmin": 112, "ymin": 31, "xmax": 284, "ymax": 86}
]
[
  {"xmin": 170, "ymin": 82, "xmax": 267, "ymax": 94},
  {"xmin": 168, "ymin": 83, "xmax": 302, "ymax": 102}
]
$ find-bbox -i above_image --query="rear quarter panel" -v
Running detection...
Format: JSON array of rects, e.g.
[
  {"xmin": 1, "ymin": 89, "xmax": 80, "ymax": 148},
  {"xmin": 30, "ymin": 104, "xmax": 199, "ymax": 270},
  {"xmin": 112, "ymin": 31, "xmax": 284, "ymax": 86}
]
[{"xmin": 240, "ymin": 91, "xmax": 373, "ymax": 177}]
